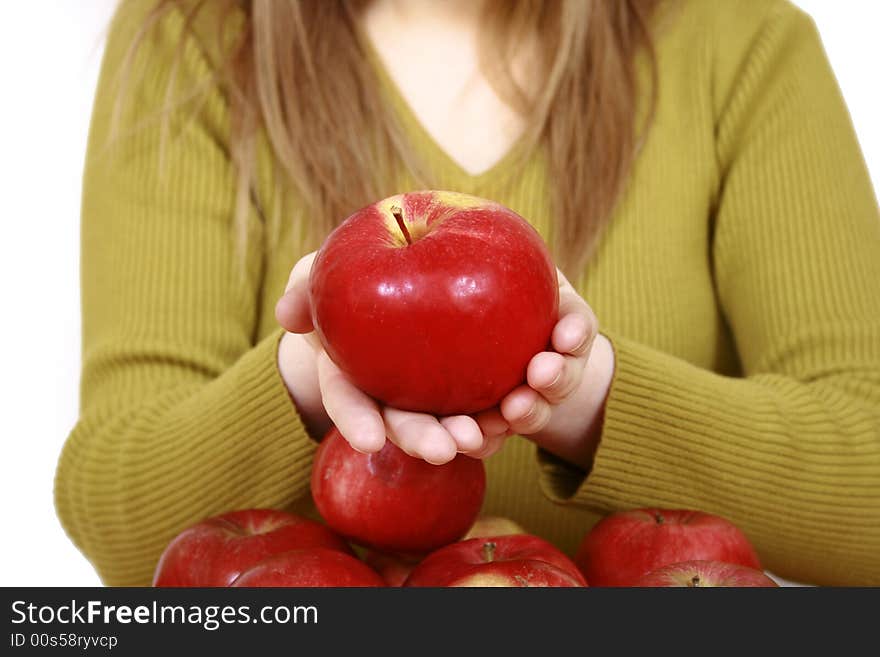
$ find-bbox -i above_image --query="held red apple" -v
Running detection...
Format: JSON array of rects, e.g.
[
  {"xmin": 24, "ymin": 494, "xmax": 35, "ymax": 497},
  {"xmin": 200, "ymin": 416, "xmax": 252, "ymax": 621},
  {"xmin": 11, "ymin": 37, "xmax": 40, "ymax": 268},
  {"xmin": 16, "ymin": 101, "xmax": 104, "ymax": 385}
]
[
  {"xmin": 311, "ymin": 427, "xmax": 485, "ymax": 554},
  {"xmin": 309, "ymin": 190, "xmax": 559, "ymax": 416},
  {"xmin": 153, "ymin": 509, "xmax": 353, "ymax": 587},
  {"xmin": 231, "ymin": 549, "xmax": 385, "ymax": 587},
  {"xmin": 635, "ymin": 560, "xmax": 779, "ymax": 587},
  {"xmin": 404, "ymin": 535, "xmax": 587, "ymax": 587},
  {"xmin": 575, "ymin": 508, "xmax": 762, "ymax": 587}
]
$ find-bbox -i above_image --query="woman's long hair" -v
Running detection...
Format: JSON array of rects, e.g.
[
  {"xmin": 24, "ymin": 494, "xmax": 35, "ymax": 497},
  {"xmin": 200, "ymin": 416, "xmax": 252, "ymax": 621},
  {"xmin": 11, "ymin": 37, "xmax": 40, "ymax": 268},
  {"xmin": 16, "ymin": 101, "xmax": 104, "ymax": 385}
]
[{"xmin": 125, "ymin": 0, "xmax": 660, "ymax": 274}]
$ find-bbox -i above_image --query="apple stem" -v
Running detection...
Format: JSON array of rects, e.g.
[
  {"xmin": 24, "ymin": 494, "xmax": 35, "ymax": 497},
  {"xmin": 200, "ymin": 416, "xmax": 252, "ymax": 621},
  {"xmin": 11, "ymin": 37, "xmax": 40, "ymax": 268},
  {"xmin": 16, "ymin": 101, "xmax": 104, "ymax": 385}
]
[
  {"xmin": 481, "ymin": 541, "xmax": 497, "ymax": 563},
  {"xmin": 391, "ymin": 206, "xmax": 412, "ymax": 245},
  {"xmin": 654, "ymin": 514, "xmax": 664, "ymax": 525},
  {"xmin": 689, "ymin": 575, "xmax": 701, "ymax": 587}
]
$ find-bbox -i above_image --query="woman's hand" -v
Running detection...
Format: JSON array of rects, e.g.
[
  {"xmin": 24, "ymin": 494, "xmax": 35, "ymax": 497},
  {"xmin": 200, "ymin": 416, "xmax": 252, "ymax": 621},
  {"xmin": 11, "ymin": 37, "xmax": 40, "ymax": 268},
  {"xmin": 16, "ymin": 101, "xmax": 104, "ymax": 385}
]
[
  {"xmin": 498, "ymin": 270, "xmax": 614, "ymax": 471},
  {"xmin": 275, "ymin": 253, "xmax": 613, "ymax": 470}
]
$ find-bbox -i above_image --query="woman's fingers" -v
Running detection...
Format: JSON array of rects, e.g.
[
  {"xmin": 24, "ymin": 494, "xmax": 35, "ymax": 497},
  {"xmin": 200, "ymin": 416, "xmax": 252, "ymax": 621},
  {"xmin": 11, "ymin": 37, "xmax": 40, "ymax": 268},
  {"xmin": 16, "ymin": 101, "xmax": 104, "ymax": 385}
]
[
  {"xmin": 275, "ymin": 251, "xmax": 317, "ymax": 333},
  {"xmin": 439, "ymin": 415, "xmax": 484, "ymax": 453},
  {"xmin": 317, "ymin": 352, "xmax": 386, "ymax": 453},
  {"xmin": 284, "ymin": 251, "xmax": 318, "ymax": 294},
  {"xmin": 383, "ymin": 407, "xmax": 458, "ymax": 465},
  {"xmin": 315, "ymin": 341, "xmax": 490, "ymax": 463},
  {"xmin": 466, "ymin": 432, "xmax": 507, "ymax": 459},
  {"xmin": 515, "ymin": 269, "xmax": 598, "ymax": 409},
  {"xmin": 526, "ymin": 351, "xmax": 584, "ymax": 405},
  {"xmin": 552, "ymin": 311, "xmax": 595, "ymax": 358},
  {"xmin": 474, "ymin": 408, "xmax": 510, "ymax": 439},
  {"xmin": 317, "ymin": 350, "xmax": 468, "ymax": 464},
  {"xmin": 432, "ymin": 408, "xmax": 509, "ymax": 459},
  {"xmin": 500, "ymin": 385, "xmax": 553, "ymax": 435},
  {"xmin": 555, "ymin": 271, "xmax": 598, "ymax": 356}
]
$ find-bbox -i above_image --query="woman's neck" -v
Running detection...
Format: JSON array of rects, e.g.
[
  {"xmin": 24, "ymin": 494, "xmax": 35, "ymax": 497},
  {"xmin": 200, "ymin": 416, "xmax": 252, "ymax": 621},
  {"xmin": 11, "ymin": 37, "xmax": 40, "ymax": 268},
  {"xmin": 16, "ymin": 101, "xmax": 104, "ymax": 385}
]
[{"xmin": 359, "ymin": 0, "xmax": 534, "ymax": 177}]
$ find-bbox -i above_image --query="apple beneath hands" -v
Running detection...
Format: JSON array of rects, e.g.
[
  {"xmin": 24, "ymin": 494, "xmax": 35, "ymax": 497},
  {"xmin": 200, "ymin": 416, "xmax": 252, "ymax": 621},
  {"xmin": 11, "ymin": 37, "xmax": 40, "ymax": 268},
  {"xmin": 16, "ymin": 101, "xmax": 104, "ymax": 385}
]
[
  {"xmin": 231, "ymin": 548, "xmax": 385, "ymax": 587},
  {"xmin": 311, "ymin": 427, "xmax": 486, "ymax": 555},
  {"xmin": 152, "ymin": 509, "xmax": 353, "ymax": 587},
  {"xmin": 575, "ymin": 508, "xmax": 762, "ymax": 587},
  {"xmin": 367, "ymin": 516, "xmax": 528, "ymax": 586},
  {"xmin": 635, "ymin": 560, "xmax": 779, "ymax": 587},
  {"xmin": 404, "ymin": 534, "xmax": 587, "ymax": 587},
  {"xmin": 309, "ymin": 190, "xmax": 559, "ymax": 416}
]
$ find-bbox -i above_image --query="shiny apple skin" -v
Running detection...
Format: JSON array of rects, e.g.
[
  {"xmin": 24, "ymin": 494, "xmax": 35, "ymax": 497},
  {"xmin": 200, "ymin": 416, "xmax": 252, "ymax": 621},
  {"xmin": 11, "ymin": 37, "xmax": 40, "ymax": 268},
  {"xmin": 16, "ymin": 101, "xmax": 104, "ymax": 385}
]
[
  {"xmin": 404, "ymin": 535, "xmax": 587, "ymax": 587},
  {"xmin": 309, "ymin": 190, "xmax": 559, "ymax": 416},
  {"xmin": 231, "ymin": 548, "xmax": 385, "ymax": 587},
  {"xmin": 575, "ymin": 508, "xmax": 762, "ymax": 587},
  {"xmin": 446, "ymin": 562, "xmax": 584, "ymax": 588},
  {"xmin": 635, "ymin": 560, "xmax": 779, "ymax": 587},
  {"xmin": 311, "ymin": 427, "xmax": 486, "ymax": 555},
  {"xmin": 152, "ymin": 509, "xmax": 353, "ymax": 587}
]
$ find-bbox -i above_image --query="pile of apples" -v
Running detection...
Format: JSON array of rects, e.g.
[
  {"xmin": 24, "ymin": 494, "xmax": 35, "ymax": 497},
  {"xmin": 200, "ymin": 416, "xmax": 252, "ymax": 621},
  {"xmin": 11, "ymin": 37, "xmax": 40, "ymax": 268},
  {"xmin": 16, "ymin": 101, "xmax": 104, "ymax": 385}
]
[
  {"xmin": 153, "ymin": 427, "xmax": 775, "ymax": 588},
  {"xmin": 153, "ymin": 191, "xmax": 776, "ymax": 588}
]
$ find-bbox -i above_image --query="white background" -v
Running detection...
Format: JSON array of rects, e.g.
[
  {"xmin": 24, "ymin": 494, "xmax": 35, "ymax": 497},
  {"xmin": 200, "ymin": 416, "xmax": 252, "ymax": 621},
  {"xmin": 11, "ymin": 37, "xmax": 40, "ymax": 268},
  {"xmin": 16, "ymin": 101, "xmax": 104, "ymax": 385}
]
[{"xmin": 0, "ymin": 1, "xmax": 877, "ymax": 587}]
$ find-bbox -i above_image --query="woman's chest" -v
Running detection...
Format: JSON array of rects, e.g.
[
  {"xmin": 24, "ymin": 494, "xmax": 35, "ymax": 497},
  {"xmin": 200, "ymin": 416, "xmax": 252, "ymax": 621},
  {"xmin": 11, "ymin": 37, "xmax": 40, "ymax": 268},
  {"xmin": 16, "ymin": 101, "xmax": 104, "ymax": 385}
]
[{"xmin": 256, "ymin": 35, "xmax": 736, "ymax": 374}]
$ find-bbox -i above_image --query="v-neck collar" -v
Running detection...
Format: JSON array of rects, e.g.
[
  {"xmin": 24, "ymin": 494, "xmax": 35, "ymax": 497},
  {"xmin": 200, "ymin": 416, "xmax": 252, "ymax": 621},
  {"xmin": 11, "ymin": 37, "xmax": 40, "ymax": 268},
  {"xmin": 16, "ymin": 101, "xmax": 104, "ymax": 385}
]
[{"xmin": 359, "ymin": 28, "xmax": 531, "ymax": 191}]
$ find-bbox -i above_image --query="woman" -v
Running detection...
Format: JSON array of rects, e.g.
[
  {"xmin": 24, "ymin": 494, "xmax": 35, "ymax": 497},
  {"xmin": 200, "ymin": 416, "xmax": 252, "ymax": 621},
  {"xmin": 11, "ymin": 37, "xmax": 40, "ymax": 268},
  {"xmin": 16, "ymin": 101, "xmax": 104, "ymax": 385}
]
[{"xmin": 55, "ymin": 0, "xmax": 880, "ymax": 586}]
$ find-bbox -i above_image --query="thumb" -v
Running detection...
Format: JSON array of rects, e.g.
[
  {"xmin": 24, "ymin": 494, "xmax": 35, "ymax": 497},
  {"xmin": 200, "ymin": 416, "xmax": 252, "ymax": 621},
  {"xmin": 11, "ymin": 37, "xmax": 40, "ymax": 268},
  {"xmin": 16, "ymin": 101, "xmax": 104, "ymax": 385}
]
[{"xmin": 275, "ymin": 252, "xmax": 317, "ymax": 333}]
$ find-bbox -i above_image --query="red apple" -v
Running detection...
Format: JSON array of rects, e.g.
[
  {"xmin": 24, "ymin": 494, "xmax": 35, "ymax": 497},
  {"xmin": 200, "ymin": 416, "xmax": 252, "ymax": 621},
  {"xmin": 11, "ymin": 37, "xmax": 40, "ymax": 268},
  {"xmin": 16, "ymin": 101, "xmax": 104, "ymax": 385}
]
[
  {"xmin": 463, "ymin": 515, "xmax": 526, "ymax": 540},
  {"xmin": 363, "ymin": 550, "xmax": 419, "ymax": 587},
  {"xmin": 231, "ymin": 548, "xmax": 385, "ymax": 587},
  {"xmin": 575, "ymin": 508, "xmax": 762, "ymax": 587},
  {"xmin": 635, "ymin": 560, "xmax": 779, "ymax": 587},
  {"xmin": 404, "ymin": 535, "xmax": 587, "ymax": 587},
  {"xmin": 153, "ymin": 509, "xmax": 352, "ymax": 587},
  {"xmin": 309, "ymin": 190, "xmax": 558, "ymax": 416},
  {"xmin": 311, "ymin": 427, "xmax": 485, "ymax": 555}
]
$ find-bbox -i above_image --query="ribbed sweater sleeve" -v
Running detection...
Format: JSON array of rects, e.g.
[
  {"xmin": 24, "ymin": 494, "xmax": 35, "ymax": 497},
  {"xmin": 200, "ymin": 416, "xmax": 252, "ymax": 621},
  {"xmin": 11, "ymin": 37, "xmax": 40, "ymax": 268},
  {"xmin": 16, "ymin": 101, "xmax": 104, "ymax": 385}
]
[
  {"xmin": 536, "ymin": 1, "xmax": 880, "ymax": 585},
  {"xmin": 54, "ymin": 1, "xmax": 316, "ymax": 585}
]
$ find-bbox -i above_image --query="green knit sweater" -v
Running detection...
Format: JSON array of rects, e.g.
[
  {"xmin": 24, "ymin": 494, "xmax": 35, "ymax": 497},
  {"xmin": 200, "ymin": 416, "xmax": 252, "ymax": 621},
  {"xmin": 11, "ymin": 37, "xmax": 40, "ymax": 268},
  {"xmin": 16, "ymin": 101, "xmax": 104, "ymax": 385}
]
[{"xmin": 55, "ymin": 0, "xmax": 880, "ymax": 586}]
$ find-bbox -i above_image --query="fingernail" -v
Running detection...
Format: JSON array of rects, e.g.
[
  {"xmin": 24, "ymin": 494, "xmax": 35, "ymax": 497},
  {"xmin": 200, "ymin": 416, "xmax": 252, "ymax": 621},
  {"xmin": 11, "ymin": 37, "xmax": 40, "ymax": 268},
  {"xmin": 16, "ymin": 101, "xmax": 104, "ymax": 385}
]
[{"xmin": 571, "ymin": 333, "xmax": 591, "ymax": 355}]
